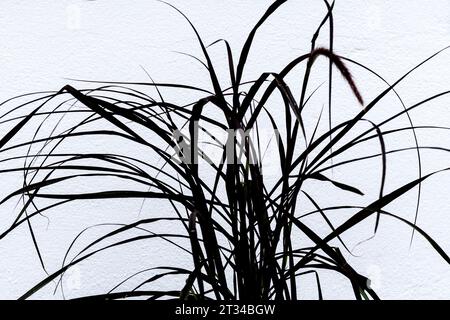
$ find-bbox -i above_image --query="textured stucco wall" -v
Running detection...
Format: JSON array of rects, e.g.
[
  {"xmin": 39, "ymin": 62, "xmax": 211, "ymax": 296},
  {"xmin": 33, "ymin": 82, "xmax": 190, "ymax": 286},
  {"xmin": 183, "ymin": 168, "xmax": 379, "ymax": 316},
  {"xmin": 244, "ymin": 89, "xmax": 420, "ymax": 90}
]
[{"xmin": 0, "ymin": 0, "xmax": 449, "ymax": 299}]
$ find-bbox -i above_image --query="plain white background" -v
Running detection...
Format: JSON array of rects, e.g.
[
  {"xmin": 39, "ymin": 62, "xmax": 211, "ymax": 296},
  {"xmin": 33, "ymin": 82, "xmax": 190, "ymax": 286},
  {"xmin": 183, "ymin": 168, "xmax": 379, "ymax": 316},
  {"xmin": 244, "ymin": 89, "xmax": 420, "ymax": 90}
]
[{"xmin": 0, "ymin": 0, "xmax": 449, "ymax": 299}]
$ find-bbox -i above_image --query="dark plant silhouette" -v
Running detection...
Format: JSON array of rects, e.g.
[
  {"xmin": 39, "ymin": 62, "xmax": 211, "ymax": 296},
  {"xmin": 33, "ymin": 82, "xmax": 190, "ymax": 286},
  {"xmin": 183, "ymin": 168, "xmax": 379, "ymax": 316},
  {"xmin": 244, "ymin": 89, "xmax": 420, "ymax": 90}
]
[{"xmin": 0, "ymin": 0, "xmax": 448, "ymax": 300}]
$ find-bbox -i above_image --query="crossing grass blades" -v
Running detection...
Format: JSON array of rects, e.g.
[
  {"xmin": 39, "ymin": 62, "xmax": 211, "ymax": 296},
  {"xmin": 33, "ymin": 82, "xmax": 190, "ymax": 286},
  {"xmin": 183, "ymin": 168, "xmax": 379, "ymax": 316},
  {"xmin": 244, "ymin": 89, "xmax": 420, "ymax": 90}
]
[{"xmin": 0, "ymin": 0, "xmax": 448, "ymax": 300}]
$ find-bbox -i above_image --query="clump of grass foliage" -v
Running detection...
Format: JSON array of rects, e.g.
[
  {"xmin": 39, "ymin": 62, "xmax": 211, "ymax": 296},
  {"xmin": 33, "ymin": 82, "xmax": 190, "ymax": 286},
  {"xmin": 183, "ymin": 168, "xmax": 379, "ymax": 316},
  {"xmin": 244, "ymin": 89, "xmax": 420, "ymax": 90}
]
[{"xmin": 0, "ymin": 0, "xmax": 448, "ymax": 300}]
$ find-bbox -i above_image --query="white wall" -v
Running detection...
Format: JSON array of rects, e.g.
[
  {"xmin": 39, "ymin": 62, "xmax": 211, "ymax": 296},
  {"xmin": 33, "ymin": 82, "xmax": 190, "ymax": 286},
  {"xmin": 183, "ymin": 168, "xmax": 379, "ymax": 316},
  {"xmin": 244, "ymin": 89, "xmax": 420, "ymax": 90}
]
[{"xmin": 0, "ymin": 0, "xmax": 449, "ymax": 299}]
